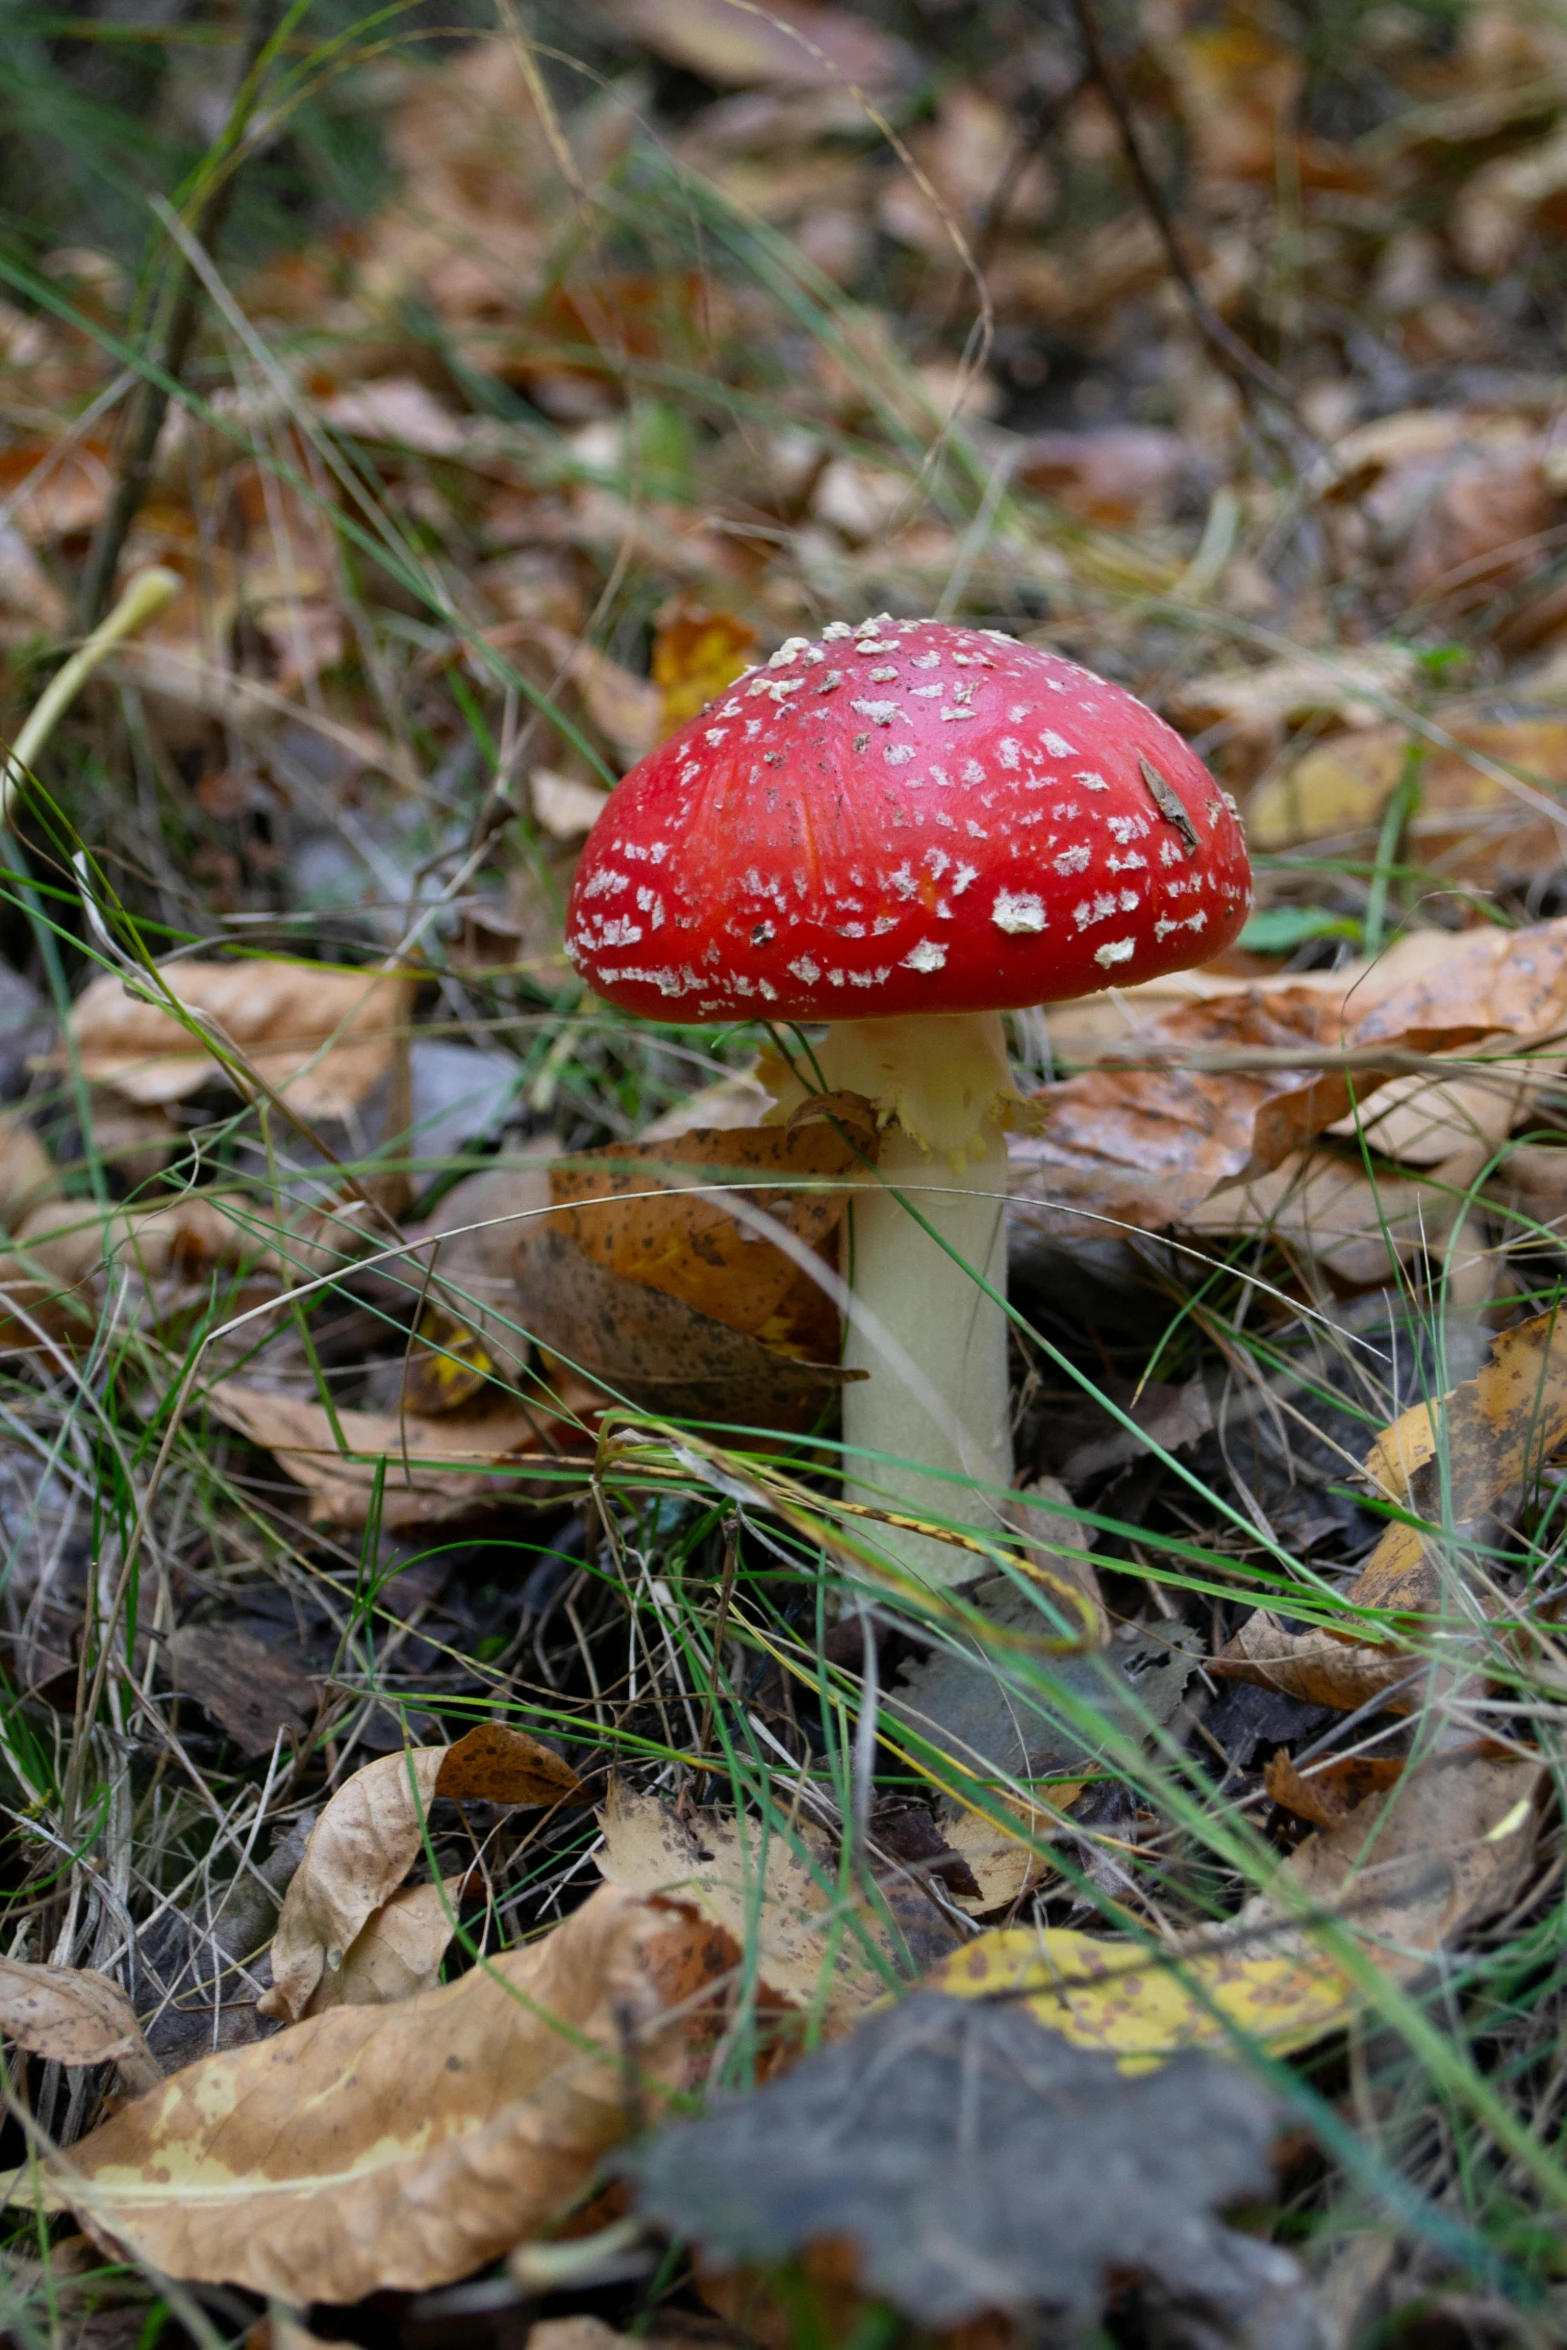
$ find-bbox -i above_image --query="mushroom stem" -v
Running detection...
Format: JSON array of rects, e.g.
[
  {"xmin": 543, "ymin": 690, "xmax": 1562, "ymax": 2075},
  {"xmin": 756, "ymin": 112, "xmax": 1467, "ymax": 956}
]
[{"xmin": 833, "ymin": 1010, "xmax": 1015, "ymax": 1588}]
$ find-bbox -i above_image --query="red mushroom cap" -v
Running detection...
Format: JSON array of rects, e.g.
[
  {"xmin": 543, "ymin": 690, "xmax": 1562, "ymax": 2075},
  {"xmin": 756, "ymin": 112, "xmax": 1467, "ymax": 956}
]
[{"xmin": 566, "ymin": 617, "xmax": 1251, "ymax": 1023}]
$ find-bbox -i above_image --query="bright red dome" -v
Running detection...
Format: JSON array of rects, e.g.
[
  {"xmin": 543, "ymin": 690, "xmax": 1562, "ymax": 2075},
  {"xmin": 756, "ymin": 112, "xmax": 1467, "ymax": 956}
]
[{"xmin": 566, "ymin": 617, "xmax": 1251, "ymax": 1023}]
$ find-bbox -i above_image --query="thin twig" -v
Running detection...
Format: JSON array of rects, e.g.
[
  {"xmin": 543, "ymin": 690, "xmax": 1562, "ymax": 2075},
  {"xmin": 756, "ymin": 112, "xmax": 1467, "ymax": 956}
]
[
  {"xmin": 78, "ymin": 0, "xmax": 283, "ymax": 625},
  {"xmin": 1056, "ymin": 0, "xmax": 1305, "ymax": 425}
]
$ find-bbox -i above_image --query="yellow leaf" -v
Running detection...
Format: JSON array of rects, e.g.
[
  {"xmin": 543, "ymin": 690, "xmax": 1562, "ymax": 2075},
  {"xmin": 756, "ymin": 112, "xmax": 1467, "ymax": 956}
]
[{"xmin": 651, "ymin": 601, "xmax": 757, "ymax": 734}]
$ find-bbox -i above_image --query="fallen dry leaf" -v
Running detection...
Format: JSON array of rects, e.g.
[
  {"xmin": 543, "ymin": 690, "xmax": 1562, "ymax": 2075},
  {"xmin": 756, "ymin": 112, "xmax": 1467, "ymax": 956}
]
[
  {"xmin": 1264, "ymin": 1750, "xmax": 1405, "ymax": 1830},
  {"xmin": 932, "ymin": 1748, "xmax": 1540, "ymax": 2061},
  {"xmin": 63, "ymin": 961, "xmax": 408, "ymax": 1120},
  {"xmin": 264, "ymin": 1724, "xmax": 585, "ymax": 2021},
  {"xmin": 205, "ymin": 1381, "xmax": 575, "ymax": 1531},
  {"xmin": 605, "ymin": 0, "xmax": 912, "ymax": 90},
  {"xmin": 0, "ymin": 1956, "xmax": 160, "ymax": 2097},
  {"xmin": 315, "ymin": 1878, "xmax": 466, "ymax": 2012},
  {"xmin": 55, "ymin": 1884, "xmax": 724, "ymax": 2302},
  {"xmin": 626, "ymin": 1992, "xmax": 1306, "ymax": 2339},
  {"xmin": 598, "ymin": 1783, "xmax": 910, "ymax": 2031},
  {"xmin": 516, "ymin": 1222, "xmax": 851, "ymax": 1425},
  {"xmin": 549, "ymin": 1114, "xmax": 870, "ymax": 1350}
]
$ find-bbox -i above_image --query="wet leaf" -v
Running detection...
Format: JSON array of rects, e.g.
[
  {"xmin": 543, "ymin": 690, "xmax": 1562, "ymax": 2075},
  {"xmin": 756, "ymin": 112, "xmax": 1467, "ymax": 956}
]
[
  {"xmin": 0, "ymin": 1957, "xmax": 160, "ymax": 2097},
  {"xmin": 55, "ymin": 1885, "xmax": 725, "ymax": 2302},
  {"xmin": 625, "ymin": 1992, "xmax": 1306, "ymax": 2338},
  {"xmin": 165, "ymin": 1625, "xmax": 318, "ymax": 1761},
  {"xmin": 64, "ymin": 962, "xmax": 408, "ymax": 1118}
]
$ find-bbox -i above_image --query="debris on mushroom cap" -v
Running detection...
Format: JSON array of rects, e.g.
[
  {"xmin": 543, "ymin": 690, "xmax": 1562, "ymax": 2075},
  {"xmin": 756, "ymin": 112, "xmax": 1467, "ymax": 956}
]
[{"xmin": 565, "ymin": 617, "xmax": 1252, "ymax": 1024}]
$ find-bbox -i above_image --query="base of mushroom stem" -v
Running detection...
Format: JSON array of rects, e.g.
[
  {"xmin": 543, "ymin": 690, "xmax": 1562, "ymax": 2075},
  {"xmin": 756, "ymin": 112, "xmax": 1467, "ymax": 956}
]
[{"xmin": 840, "ymin": 1117, "xmax": 1014, "ymax": 1589}]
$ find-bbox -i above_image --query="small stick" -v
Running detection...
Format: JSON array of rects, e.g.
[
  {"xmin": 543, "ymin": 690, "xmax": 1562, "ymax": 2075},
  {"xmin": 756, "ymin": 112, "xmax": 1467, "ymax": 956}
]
[
  {"xmin": 1059, "ymin": 0, "xmax": 1303, "ymax": 424},
  {"xmin": 78, "ymin": 0, "xmax": 282, "ymax": 626},
  {"xmin": 0, "ymin": 567, "xmax": 180, "ymax": 825}
]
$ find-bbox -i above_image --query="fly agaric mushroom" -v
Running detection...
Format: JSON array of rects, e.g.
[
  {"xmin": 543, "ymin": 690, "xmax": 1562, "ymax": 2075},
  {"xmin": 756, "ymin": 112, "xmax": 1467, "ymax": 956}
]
[{"xmin": 566, "ymin": 616, "xmax": 1251, "ymax": 1586}]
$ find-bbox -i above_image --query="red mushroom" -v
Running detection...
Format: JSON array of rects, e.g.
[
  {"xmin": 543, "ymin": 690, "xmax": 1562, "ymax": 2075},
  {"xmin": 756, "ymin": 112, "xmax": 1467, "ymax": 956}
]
[{"xmin": 567, "ymin": 616, "xmax": 1251, "ymax": 1585}]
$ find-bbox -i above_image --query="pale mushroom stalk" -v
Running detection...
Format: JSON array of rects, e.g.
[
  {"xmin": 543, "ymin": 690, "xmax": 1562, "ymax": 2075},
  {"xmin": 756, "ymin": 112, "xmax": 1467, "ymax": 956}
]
[{"xmin": 776, "ymin": 1008, "xmax": 1019, "ymax": 1590}]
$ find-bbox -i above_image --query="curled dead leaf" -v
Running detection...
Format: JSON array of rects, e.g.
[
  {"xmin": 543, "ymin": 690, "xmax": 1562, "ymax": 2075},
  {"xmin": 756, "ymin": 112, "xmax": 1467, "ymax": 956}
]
[
  {"xmin": 61, "ymin": 961, "xmax": 408, "ymax": 1119},
  {"xmin": 314, "ymin": 1877, "xmax": 467, "ymax": 2012},
  {"xmin": 0, "ymin": 1956, "xmax": 159, "ymax": 2097},
  {"xmin": 55, "ymin": 1884, "xmax": 725, "ymax": 2303},
  {"xmin": 435, "ymin": 1721, "xmax": 583, "ymax": 1807}
]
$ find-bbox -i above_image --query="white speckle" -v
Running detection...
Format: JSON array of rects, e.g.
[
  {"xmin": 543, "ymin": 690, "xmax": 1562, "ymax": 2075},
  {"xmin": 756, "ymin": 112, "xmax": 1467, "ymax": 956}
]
[
  {"xmin": 822, "ymin": 620, "xmax": 853, "ymax": 640},
  {"xmin": 598, "ymin": 916, "xmax": 643, "ymax": 946},
  {"xmin": 1094, "ymin": 938, "xmax": 1137, "ymax": 968},
  {"xmin": 1073, "ymin": 892, "xmax": 1121, "ymax": 930},
  {"xmin": 1008, "ymin": 703, "xmax": 1030, "ymax": 722},
  {"xmin": 965, "ymin": 819, "xmax": 988, "ymax": 838},
  {"xmin": 952, "ymin": 863, "xmax": 978, "ymax": 895},
  {"xmin": 788, "ymin": 955, "xmax": 821, "ymax": 983},
  {"xmin": 903, "ymin": 939, "xmax": 947, "ymax": 973},
  {"xmin": 925, "ymin": 848, "xmax": 950, "ymax": 877},
  {"xmin": 1043, "ymin": 731, "xmax": 1076, "ymax": 756},
  {"xmin": 1159, "ymin": 838, "xmax": 1182, "ymax": 867},
  {"xmin": 1108, "ymin": 814, "xmax": 1152, "ymax": 843},
  {"xmin": 1053, "ymin": 844, "xmax": 1091, "ymax": 874},
  {"xmin": 962, "ymin": 759, "xmax": 985, "ymax": 784},
  {"xmin": 679, "ymin": 761, "xmax": 699, "ymax": 783},
  {"xmin": 869, "ymin": 665, "xmax": 899, "ymax": 682},
  {"xmin": 998, "ymin": 738, "xmax": 1021, "ymax": 771},
  {"xmin": 1046, "ymin": 678, "xmax": 1065, "ymax": 692},
  {"xmin": 940, "ymin": 707, "xmax": 975, "ymax": 722},
  {"xmin": 582, "ymin": 867, "xmax": 630, "ymax": 900},
  {"xmin": 911, "ymin": 683, "xmax": 942, "ymax": 698},
  {"xmin": 1107, "ymin": 851, "xmax": 1147, "ymax": 873},
  {"xmin": 1077, "ymin": 770, "xmax": 1109, "ymax": 792},
  {"xmin": 852, "ymin": 699, "xmax": 899, "ymax": 725},
  {"xmin": 704, "ymin": 727, "xmax": 728, "ymax": 744},
  {"xmin": 817, "ymin": 669, "xmax": 842, "ymax": 693},
  {"xmin": 634, "ymin": 887, "xmax": 665, "ymax": 928},
  {"xmin": 1119, "ymin": 887, "xmax": 1140, "ymax": 911},
  {"xmin": 885, "ymin": 742, "xmax": 916, "ymax": 767},
  {"xmin": 993, "ymin": 890, "xmax": 1047, "ymax": 934},
  {"xmin": 913, "ymin": 652, "xmax": 941, "ymax": 669},
  {"xmin": 890, "ymin": 862, "xmax": 918, "ymax": 898},
  {"xmin": 930, "ymin": 765, "xmax": 952, "ymax": 787}
]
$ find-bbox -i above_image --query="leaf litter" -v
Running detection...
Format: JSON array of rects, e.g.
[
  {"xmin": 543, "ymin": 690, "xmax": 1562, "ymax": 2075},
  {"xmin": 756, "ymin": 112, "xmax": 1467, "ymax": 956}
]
[{"xmin": 6, "ymin": 0, "xmax": 1567, "ymax": 2340}]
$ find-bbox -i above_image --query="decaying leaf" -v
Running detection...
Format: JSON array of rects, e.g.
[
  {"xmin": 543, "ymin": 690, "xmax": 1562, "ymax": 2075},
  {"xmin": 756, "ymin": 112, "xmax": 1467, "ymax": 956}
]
[
  {"xmin": 62, "ymin": 961, "xmax": 408, "ymax": 1119},
  {"xmin": 516, "ymin": 1223, "xmax": 851, "ymax": 1425},
  {"xmin": 435, "ymin": 1721, "xmax": 583, "ymax": 1807},
  {"xmin": 165, "ymin": 1624, "xmax": 318, "ymax": 1760},
  {"xmin": 1264, "ymin": 1750, "xmax": 1404, "ymax": 1830},
  {"xmin": 205, "ymin": 1381, "xmax": 575, "ymax": 1532},
  {"xmin": 625, "ymin": 1993, "xmax": 1306, "ymax": 2338},
  {"xmin": 0, "ymin": 1956, "xmax": 160, "ymax": 2097},
  {"xmin": 597, "ymin": 1783, "xmax": 907, "ymax": 2031},
  {"xmin": 931, "ymin": 1748, "xmax": 1541, "ymax": 2061},
  {"xmin": 1012, "ymin": 916, "xmax": 1567, "ymax": 1242},
  {"xmin": 263, "ymin": 1724, "xmax": 585, "ymax": 2022},
  {"xmin": 549, "ymin": 1115, "xmax": 870, "ymax": 1349},
  {"xmin": 54, "ymin": 1884, "xmax": 724, "ymax": 2303},
  {"xmin": 1209, "ymin": 1610, "xmax": 1421, "ymax": 1713}
]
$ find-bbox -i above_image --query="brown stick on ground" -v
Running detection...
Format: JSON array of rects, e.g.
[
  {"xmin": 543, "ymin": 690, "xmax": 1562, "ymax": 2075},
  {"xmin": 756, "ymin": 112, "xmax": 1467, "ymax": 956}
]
[{"xmin": 78, "ymin": 0, "xmax": 283, "ymax": 627}]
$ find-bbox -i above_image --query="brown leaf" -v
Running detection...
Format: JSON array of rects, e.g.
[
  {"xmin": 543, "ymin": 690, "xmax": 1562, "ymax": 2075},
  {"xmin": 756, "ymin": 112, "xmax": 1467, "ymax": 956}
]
[
  {"xmin": 1263, "ymin": 1751, "xmax": 1405, "ymax": 1830},
  {"xmin": 55, "ymin": 1885, "xmax": 724, "ymax": 2302},
  {"xmin": 312, "ymin": 1878, "xmax": 465, "ymax": 2013},
  {"xmin": 435, "ymin": 1721, "xmax": 583, "ymax": 1807},
  {"xmin": 166, "ymin": 1625, "xmax": 318, "ymax": 1760},
  {"xmin": 63, "ymin": 962, "xmax": 408, "ymax": 1118},
  {"xmin": 0, "ymin": 1957, "xmax": 160, "ymax": 2098},
  {"xmin": 550, "ymin": 1115, "xmax": 870, "ymax": 1348},
  {"xmin": 516, "ymin": 1223, "xmax": 851, "ymax": 1426},
  {"xmin": 597, "ymin": 1783, "xmax": 905, "ymax": 2032},
  {"xmin": 260, "ymin": 1748, "xmax": 446, "ymax": 2022},
  {"xmin": 264, "ymin": 1726, "xmax": 587, "ymax": 2022},
  {"xmin": 204, "ymin": 1381, "xmax": 573, "ymax": 1531},
  {"xmin": 1209, "ymin": 1611, "xmax": 1421, "ymax": 1712}
]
